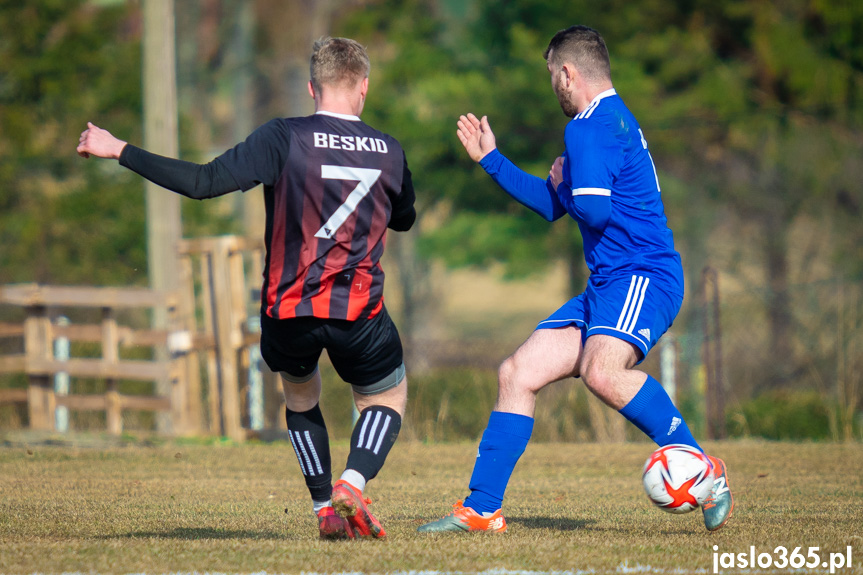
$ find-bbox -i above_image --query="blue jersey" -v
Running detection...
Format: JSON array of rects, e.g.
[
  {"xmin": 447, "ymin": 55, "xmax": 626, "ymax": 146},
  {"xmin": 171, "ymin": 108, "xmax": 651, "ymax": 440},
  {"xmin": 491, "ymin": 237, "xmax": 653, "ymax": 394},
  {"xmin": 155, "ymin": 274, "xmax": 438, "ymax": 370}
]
[
  {"xmin": 558, "ymin": 89, "xmax": 683, "ymax": 294},
  {"xmin": 479, "ymin": 89, "xmax": 683, "ymax": 296}
]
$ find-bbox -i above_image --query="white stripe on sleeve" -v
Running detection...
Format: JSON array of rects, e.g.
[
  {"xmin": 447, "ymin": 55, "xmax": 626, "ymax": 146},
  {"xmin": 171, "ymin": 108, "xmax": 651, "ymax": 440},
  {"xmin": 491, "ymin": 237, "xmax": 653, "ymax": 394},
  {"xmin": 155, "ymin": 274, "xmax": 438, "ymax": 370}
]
[{"xmin": 572, "ymin": 187, "xmax": 611, "ymax": 197}]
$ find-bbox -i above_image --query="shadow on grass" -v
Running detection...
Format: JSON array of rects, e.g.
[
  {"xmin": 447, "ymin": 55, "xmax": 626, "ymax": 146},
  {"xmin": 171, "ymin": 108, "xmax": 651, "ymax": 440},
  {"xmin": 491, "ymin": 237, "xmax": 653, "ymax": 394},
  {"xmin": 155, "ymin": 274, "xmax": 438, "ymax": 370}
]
[
  {"xmin": 105, "ymin": 527, "xmax": 287, "ymax": 540},
  {"xmin": 507, "ymin": 516, "xmax": 596, "ymax": 531}
]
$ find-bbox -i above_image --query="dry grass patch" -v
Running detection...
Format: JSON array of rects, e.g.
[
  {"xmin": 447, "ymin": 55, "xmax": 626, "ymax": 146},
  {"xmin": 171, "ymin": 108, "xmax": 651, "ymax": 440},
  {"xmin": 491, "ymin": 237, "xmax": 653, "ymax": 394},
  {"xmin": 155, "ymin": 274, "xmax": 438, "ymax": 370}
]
[{"xmin": 0, "ymin": 439, "xmax": 861, "ymax": 574}]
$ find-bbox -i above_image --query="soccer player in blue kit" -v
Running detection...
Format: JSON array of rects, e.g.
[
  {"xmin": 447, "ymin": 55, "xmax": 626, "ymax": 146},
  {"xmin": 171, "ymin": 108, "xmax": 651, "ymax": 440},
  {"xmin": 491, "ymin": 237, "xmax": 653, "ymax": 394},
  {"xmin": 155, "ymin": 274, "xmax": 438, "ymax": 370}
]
[{"xmin": 419, "ymin": 26, "xmax": 733, "ymax": 533}]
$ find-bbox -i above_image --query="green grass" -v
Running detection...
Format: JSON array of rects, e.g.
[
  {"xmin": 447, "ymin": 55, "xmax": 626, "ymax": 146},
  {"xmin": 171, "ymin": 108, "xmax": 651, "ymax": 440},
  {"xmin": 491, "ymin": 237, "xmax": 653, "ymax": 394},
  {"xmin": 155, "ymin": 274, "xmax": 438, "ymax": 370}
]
[{"xmin": 0, "ymin": 439, "xmax": 861, "ymax": 574}]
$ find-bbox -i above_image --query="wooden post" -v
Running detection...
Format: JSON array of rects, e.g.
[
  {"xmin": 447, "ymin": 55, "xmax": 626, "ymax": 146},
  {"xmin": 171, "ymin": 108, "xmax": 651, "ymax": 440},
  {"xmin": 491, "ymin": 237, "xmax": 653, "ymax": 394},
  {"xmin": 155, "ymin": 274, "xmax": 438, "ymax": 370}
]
[
  {"xmin": 229, "ymin": 239, "xmax": 250, "ymax": 429},
  {"xmin": 201, "ymin": 252, "xmax": 222, "ymax": 434},
  {"xmin": 102, "ymin": 307, "xmax": 122, "ymax": 435},
  {"xmin": 178, "ymin": 256, "xmax": 203, "ymax": 434},
  {"xmin": 143, "ymin": 0, "xmax": 181, "ymax": 434},
  {"xmin": 211, "ymin": 238, "xmax": 244, "ymax": 442},
  {"xmin": 24, "ymin": 305, "xmax": 55, "ymax": 431}
]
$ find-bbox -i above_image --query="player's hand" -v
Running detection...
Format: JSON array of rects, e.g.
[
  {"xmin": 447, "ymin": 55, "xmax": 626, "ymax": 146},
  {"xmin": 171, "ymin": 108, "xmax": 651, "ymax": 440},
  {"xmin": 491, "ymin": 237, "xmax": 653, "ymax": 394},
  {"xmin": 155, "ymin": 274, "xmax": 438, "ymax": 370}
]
[
  {"xmin": 456, "ymin": 113, "xmax": 496, "ymax": 162},
  {"xmin": 549, "ymin": 156, "xmax": 565, "ymax": 189},
  {"xmin": 77, "ymin": 122, "xmax": 127, "ymax": 160}
]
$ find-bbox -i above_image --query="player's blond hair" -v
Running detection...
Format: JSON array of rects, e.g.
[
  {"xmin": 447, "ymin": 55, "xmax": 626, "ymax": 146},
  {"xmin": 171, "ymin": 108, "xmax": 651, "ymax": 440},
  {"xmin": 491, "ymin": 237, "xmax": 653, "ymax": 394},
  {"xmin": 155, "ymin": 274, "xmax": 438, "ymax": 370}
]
[
  {"xmin": 310, "ymin": 37, "xmax": 370, "ymax": 94},
  {"xmin": 543, "ymin": 26, "xmax": 611, "ymax": 84}
]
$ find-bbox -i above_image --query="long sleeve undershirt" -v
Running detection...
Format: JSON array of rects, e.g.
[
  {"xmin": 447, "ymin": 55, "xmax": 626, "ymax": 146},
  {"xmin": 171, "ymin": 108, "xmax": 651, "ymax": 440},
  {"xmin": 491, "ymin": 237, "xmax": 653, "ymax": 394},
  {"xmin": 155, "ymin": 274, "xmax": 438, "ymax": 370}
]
[
  {"xmin": 478, "ymin": 148, "xmax": 566, "ymax": 222},
  {"xmin": 119, "ymin": 144, "xmax": 240, "ymax": 200}
]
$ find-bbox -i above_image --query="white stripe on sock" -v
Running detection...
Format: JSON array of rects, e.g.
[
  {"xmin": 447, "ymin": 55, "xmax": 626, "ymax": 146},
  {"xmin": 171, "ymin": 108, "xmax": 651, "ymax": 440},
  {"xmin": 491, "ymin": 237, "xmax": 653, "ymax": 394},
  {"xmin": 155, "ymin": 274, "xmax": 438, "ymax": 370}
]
[
  {"xmin": 289, "ymin": 433, "xmax": 308, "ymax": 475},
  {"xmin": 372, "ymin": 415, "xmax": 392, "ymax": 455},
  {"xmin": 294, "ymin": 431, "xmax": 316, "ymax": 476},
  {"xmin": 364, "ymin": 411, "xmax": 383, "ymax": 450},
  {"xmin": 356, "ymin": 411, "xmax": 371, "ymax": 448},
  {"xmin": 304, "ymin": 430, "xmax": 324, "ymax": 475}
]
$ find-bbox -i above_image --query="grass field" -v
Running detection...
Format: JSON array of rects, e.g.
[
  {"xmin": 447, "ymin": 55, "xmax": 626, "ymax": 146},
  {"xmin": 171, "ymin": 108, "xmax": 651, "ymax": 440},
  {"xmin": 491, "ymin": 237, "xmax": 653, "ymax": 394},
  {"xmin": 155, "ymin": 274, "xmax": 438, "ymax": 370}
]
[{"xmin": 0, "ymin": 438, "xmax": 861, "ymax": 574}]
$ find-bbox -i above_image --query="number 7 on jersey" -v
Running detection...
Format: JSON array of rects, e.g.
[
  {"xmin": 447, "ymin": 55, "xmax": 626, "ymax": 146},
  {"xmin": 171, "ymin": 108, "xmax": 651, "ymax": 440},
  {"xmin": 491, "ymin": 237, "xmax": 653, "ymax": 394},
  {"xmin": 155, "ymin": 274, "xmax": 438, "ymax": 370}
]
[{"xmin": 315, "ymin": 165, "xmax": 382, "ymax": 239}]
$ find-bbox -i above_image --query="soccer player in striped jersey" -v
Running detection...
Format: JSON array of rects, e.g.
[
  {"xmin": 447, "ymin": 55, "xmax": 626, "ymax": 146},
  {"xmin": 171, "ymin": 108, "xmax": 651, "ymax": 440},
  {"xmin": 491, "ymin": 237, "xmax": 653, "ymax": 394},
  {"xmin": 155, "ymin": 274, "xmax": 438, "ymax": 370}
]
[
  {"xmin": 419, "ymin": 25, "xmax": 733, "ymax": 534},
  {"xmin": 78, "ymin": 37, "xmax": 415, "ymax": 540}
]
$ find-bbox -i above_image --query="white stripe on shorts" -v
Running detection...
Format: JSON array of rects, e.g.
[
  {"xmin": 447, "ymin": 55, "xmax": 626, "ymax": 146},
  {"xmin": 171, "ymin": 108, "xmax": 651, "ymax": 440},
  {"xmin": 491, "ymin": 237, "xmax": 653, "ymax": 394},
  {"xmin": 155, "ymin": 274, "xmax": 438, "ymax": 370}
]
[
  {"xmin": 616, "ymin": 275, "xmax": 649, "ymax": 334},
  {"xmin": 623, "ymin": 277, "xmax": 650, "ymax": 333}
]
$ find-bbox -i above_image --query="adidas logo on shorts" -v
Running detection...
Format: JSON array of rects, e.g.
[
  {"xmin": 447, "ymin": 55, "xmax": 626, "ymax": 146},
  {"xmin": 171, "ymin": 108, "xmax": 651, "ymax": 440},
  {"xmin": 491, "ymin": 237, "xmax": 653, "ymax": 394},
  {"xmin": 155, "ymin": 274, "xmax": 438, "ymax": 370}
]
[{"xmin": 638, "ymin": 328, "xmax": 651, "ymax": 340}]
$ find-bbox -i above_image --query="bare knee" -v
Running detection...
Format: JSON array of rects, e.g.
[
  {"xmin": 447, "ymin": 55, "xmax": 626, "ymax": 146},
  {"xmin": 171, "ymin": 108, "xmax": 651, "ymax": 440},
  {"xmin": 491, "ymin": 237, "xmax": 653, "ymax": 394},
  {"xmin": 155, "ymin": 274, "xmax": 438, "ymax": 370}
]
[
  {"xmin": 354, "ymin": 375, "xmax": 408, "ymax": 416},
  {"xmin": 282, "ymin": 371, "xmax": 322, "ymax": 413},
  {"xmin": 498, "ymin": 355, "xmax": 541, "ymax": 399},
  {"xmin": 580, "ymin": 358, "xmax": 616, "ymax": 399}
]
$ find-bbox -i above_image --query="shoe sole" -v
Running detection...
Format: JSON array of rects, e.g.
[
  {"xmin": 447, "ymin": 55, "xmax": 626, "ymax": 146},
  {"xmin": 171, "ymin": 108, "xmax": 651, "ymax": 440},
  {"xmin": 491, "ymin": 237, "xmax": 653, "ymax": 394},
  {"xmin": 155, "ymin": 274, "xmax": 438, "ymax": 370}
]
[
  {"xmin": 319, "ymin": 522, "xmax": 353, "ymax": 540},
  {"xmin": 332, "ymin": 489, "xmax": 386, "ymax": 539}
]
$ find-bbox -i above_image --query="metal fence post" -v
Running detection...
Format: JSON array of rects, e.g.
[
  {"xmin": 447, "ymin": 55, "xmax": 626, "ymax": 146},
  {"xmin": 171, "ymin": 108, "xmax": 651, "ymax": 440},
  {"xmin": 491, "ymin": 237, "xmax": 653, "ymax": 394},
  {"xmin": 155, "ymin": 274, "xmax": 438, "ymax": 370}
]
[{"xmin": 54, "ymin": 316, "xmax": 70, "ymax": 432}]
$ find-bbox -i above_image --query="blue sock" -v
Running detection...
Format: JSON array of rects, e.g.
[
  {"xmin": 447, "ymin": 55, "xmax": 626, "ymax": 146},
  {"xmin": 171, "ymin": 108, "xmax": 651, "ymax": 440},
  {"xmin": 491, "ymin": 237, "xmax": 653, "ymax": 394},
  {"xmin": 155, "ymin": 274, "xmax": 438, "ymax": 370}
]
[
  {"xmin": 464, "ymin": 411, "xmax": 534, "ymax": 514},
  {"xmin": 619, "ymin": 375, "xmax": 702, "ymax": 451}
]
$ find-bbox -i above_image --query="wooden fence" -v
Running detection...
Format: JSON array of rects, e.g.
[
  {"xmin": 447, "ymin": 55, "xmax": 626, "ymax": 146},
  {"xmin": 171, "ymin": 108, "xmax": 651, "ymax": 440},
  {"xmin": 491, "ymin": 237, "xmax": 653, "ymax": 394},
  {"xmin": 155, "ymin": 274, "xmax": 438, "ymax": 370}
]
[
  {"xmin": 0, "ymin": 284, "xmax": 185, "ymax": 435},
  {"xmin": 0, "ymin": 235, "xmax": 283, "ymax": 441},
  {"xmin": 176, "ymin": 235, "xmax": 282, "ymax": 442}
]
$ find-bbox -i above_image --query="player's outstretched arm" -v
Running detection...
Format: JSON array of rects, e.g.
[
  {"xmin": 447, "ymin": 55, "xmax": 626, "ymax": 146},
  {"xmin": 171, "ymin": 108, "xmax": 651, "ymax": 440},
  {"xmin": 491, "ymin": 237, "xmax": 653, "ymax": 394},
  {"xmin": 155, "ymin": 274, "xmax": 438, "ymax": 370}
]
[
  {"xmin": 76, "ymin": 121, "xmax": 240, "ymax": 200},
  {"xmin": 77, "ymin": 122, "xmax": 127, "ymax": 160},
  {"xmin": 456, "ymin": 113, "xmax": 497, "ymax": 162}
]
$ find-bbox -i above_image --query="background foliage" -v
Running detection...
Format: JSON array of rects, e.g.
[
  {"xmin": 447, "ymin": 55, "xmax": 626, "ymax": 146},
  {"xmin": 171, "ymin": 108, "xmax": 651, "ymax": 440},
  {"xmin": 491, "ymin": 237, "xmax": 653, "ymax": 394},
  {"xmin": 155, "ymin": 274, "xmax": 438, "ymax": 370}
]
[{"xmin": 0, "ymin": 0, "xmax": 861, "ymax": 441}]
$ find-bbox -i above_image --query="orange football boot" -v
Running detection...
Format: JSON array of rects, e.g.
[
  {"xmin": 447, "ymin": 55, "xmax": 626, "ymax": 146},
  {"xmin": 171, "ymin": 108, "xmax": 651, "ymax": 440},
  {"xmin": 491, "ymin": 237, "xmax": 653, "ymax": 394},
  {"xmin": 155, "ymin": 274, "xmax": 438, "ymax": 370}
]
[
  {"xmin": 417, "ymin": 500, "xmax": 507, "ymax": 533},
  {"xmin": 317, "ymin": 505, "xmax": 354, "ymax": 540},
  {"xmin": 331, "ymin": 480, "xmax": 387, "ymax": 539},
  {"xmin": 702, "ymin": 455, "xmax": 734, "ymax": 531}
]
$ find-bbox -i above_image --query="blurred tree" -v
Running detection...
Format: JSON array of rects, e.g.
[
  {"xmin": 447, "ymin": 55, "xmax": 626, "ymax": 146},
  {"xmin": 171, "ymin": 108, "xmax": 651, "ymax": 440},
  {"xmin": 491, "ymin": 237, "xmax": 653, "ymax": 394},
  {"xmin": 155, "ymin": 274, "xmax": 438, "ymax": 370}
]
[
  {"xmin": 336, "ymin": 0, "xmax": 863, "ymax": 394},
  {"xmin": 0, "ymin": 0, "xmax": 146, "ymax": 285}
]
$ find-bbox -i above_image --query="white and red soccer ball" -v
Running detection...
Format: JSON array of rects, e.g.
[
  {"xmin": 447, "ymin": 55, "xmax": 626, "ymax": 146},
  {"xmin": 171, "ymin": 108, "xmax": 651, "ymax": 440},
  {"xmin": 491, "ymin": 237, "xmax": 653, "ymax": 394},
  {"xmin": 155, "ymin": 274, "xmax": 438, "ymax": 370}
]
[{"xmin": 642, "ymin": 444, "xmax": 714, "ymax": 514}]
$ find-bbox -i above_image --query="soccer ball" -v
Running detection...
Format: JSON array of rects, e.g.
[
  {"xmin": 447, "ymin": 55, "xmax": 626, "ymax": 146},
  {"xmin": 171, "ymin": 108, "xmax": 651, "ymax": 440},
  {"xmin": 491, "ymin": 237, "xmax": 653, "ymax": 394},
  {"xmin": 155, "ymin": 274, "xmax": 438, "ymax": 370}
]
[{"xmin": 642, "ymin": 444, "xmax": 714, "ymax": 514}]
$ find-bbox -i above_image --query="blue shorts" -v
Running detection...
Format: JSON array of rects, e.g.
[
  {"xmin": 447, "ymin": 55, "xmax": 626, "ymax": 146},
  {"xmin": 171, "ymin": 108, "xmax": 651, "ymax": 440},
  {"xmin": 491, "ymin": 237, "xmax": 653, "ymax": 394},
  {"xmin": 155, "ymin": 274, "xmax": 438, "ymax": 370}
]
[{"xmin": 536, "ymin": 273, "xmax": 683, "ymax": 363}]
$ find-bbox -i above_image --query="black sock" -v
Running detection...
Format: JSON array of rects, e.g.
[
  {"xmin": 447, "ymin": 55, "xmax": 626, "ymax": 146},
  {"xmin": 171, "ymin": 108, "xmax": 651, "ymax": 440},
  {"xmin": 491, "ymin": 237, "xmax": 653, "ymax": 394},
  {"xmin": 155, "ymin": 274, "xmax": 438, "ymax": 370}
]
[
  {"xmin": 285, "ymin": 404, "xmax": 332, "ymax": 503},
  {"xmin": 345, "ymin": 405, "xmax": 402, "ymax": 482}
]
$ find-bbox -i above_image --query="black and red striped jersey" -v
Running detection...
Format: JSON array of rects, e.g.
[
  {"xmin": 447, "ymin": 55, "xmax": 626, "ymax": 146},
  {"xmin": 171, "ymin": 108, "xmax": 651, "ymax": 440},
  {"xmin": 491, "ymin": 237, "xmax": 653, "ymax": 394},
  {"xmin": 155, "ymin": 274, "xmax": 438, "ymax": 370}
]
[{"xmin": 219, "ymin": 111, "xmax": 415, "ymax": 321}]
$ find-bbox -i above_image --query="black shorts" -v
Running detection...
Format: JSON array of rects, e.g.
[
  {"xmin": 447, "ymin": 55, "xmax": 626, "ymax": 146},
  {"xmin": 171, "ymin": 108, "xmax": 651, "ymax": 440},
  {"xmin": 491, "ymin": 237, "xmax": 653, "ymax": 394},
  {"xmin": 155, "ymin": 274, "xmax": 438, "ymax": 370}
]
[{"xmin": 259, "ymin": 305, "xmax": 404, "ymax": 393}]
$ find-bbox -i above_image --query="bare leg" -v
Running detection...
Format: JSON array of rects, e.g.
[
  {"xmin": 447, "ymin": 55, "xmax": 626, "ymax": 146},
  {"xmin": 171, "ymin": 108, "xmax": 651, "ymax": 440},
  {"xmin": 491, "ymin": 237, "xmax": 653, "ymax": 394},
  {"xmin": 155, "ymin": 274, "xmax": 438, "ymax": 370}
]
[
  {"xmin": 281, "ymin": 369, "xmax": 323, "ymax": 411},
  {"xmin": 578, "ymin": 334, "xmax": 645, "ymax": 409},
  {"xmin": 495, "ymin": 326, "xmax": 584, "ymax": 416},
  {"xmin": 353, "ymin": 374, "xmax": 407, "ymax": 416}
]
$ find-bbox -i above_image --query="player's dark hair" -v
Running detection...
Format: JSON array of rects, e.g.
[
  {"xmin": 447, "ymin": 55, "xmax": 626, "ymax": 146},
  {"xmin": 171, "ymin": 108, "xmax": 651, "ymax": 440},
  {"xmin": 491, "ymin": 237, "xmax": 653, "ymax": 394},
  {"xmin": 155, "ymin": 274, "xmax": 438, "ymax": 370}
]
[
  {"xmin": 543, "ymin": 26, "xmax": 611, "ymax": 83},
  {"xmin": 310, "ymin": 37, "xmax": 371, "ymax": 94}
]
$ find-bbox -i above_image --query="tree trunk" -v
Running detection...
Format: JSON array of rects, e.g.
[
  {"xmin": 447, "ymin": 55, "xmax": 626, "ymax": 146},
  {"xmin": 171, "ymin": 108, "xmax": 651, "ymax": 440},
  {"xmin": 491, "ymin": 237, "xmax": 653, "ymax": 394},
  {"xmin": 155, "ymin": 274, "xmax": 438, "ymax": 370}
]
[{"xmin": 761, "ymin": 206, "xmax": 794, "ymax": 391}]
